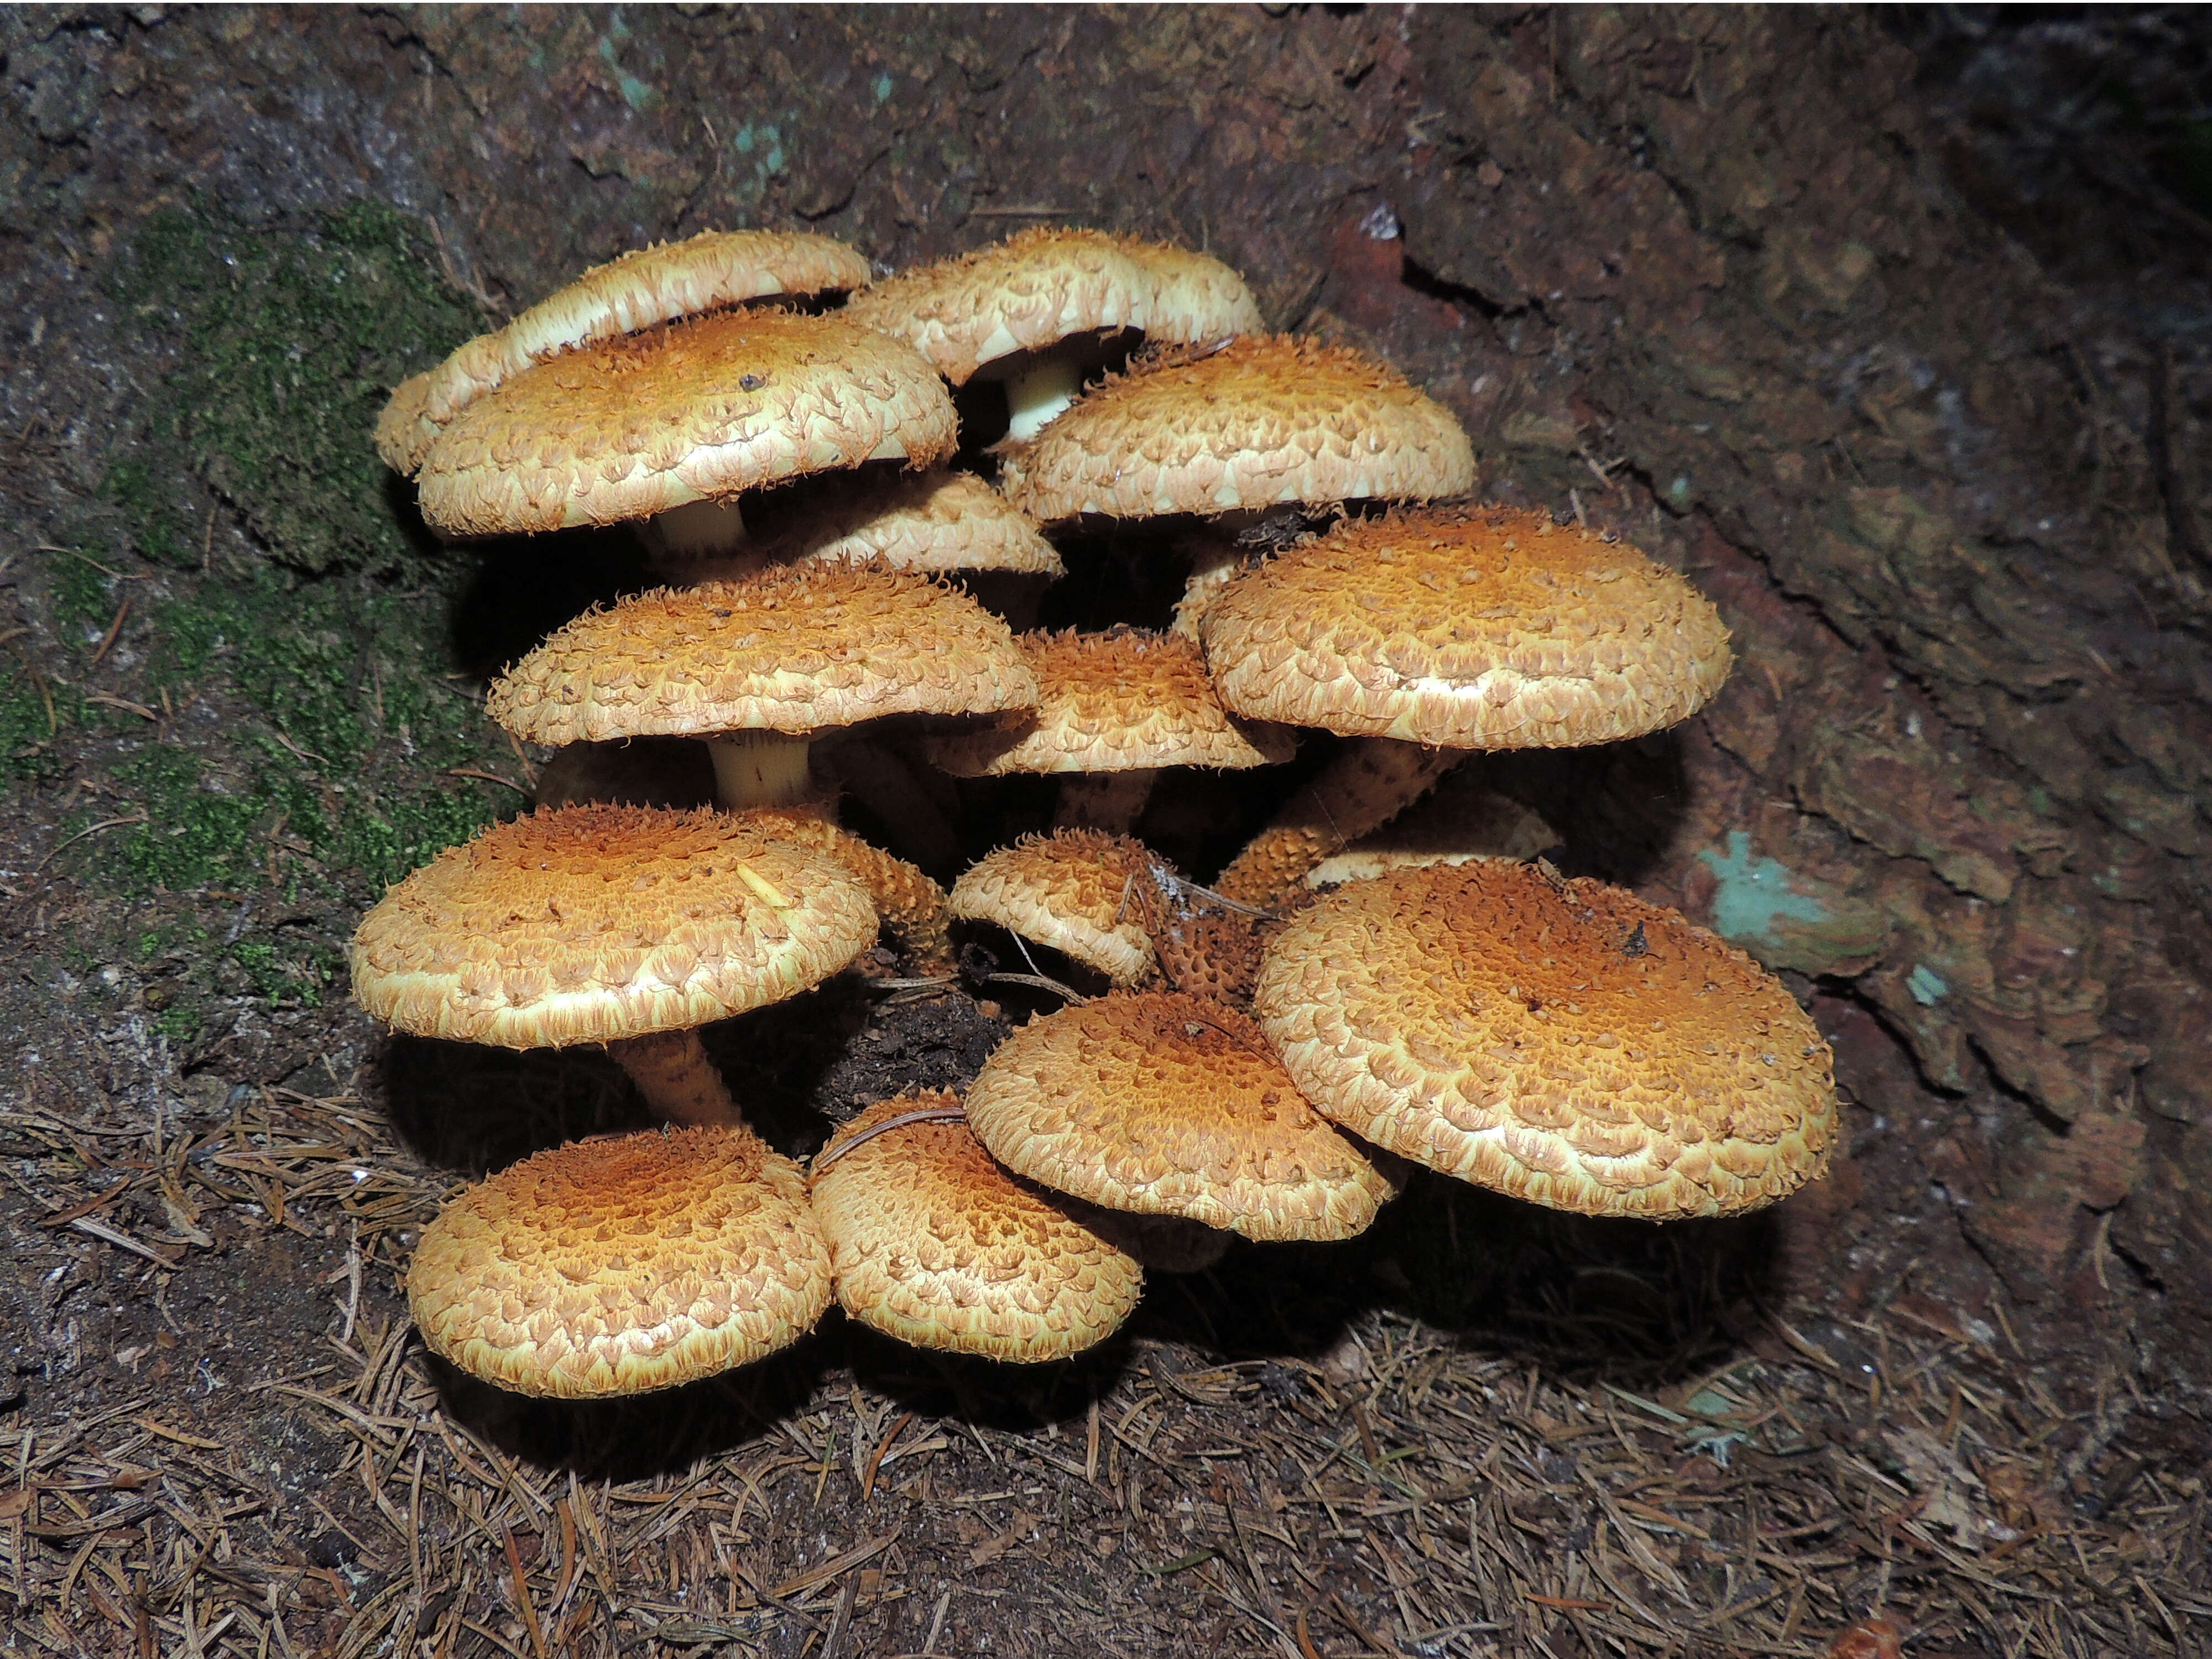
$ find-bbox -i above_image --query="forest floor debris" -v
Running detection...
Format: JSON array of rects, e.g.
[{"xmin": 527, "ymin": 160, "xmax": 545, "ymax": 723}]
[{"xmin": 2, "ymin": 1074, "xmax": 2203, "ymax": 1657}]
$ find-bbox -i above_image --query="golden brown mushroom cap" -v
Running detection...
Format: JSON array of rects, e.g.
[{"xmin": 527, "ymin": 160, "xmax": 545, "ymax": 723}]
[
  {"xmin": 749, "ymin": 471, "xmax": 1063, "ymax": 577},
  {"xmin": 964, "ymin": 991, "xmax": 1404, "ymax": 1240},
  {"xmin": 842, "ymin": 227, "xmax": 1261, "ymax": 385},
  {"xmin": 420, "ymin": 230, "xmax": 869, "ymax": 430},
  {"xmin": 948, "ymin": 831, "xmax": 1160, "ymax": 987},
  {"xmin": 923, "ymin": 630, "xmax": 1295, "ymax": 778},
  {"xmin": 408, "ymin": 1126, "xmax": 832, "ymax": 1398},
  {"xmin": 349, "ymin": 805, "xmax": 877, "ymax": 1048},
  {"xmin": 1205, "ymin": 505, "xmax": 1733, "ymax": 749},
  {"xmin": 415, "ymin": 311, "xmax": 957, "ymax": 537},
  {"xmin": 1253, "ymin": 862, "xmax": 1839, "ymax": 1218},
  {"xmin": 811, "ymin": 1092, "xmax": 1144, "ymax": 1361},
  {"xmin": 997, "ymin": 336, "xmax": 1475, "ymax": 521},
  {"xmin": 486, "ymin": 565, "xmax": 1037, "ymax": 745}
]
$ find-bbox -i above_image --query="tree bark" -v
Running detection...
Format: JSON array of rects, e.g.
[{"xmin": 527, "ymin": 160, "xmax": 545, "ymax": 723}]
[{"xmin": 6, "ymin": 3, "xmax": 2205, "ymax": 1376}]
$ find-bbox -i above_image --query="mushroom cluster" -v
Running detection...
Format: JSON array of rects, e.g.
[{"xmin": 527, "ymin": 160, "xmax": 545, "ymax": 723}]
[{"xmin": 358, "ymin": 225, "xmax": 1838, "ymax": 1401}]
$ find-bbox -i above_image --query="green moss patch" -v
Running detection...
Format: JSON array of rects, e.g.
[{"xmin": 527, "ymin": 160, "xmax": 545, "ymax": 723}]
[
  {"xmin": 89, "ymin": 567, "xmax": 511, "ymax": 902},
  {"xmin": 109, "ymin": 199, "xmax": 482, "ymax": 575},
  {"xmin": 1, "ymin": 667, "xmax": 75, "ymax": 782}
]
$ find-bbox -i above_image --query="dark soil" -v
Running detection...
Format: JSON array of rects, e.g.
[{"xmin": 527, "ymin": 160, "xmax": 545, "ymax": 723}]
[{"xmin": 2, "ymin": 8, "xmax": 2209, "ymax": 1657}]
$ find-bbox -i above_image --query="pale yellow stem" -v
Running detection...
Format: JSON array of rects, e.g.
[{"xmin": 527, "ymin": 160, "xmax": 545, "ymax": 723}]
[
  {"xmin": 608, "ymin": 1029, "xmax": 742, "ymax": 1129},
  {"xmin": 708, "ymin": 730, "xmax": 818, "ymax": 811}
]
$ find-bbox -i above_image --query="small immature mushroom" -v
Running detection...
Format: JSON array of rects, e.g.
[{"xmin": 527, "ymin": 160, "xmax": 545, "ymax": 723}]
[
  {"xmin": 349, "ymin": 805, "xmax": 877, "ymax": 1126},
  {"xmin": 415, "ymin": 310, "xmax": 956, "ymax": 568},
  {"xmin": 1117, "ymin": 857, "xmax": 1286, "ymax": 1009},
  {"xmin": 1253, "ymin": 862, "xmax": 1840, "ymax": 1219},
  {"xmin": 1203, "ymin": 505, "xmax": 1733, "ymax": 907},
  {"xmin": 408, "ymin": 1125, "xmax": 832, "ymax": 1398},
  {"xmin": 964, "ymin": 990, "xmax": 1405, "ymax": 1241},
  {"xmin": 922, "ymin": 630, "xmax": 1293, "ymax": 832},
  {"xmin": 811, "ymin": 1091, "xmax": 1145, "ymax": 1361},
  {"xmin": 844, "ymin": 226, "xmax": 1262, "ymax": 442},
  {"xmin": 382, "ymin": 229, "xmax": 872, "ymax": 475},
  {"xmin": 948, "ymin": 830, "xmax": 1162, "ymax": 988},
  {"xmin": 748, "ymin": 470, "xmax": 1063, "ymax": 580}
]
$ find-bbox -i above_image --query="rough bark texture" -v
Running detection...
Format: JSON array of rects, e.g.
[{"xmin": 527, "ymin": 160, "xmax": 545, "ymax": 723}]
[{"xmin": 3, "ymin": 6, "xmax": 2207, "ymax": 1405}]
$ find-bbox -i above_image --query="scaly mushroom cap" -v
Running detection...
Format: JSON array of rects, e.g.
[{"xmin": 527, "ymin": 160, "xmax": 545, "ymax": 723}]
[
  {"xmin": 811, "ymin": 1092, "xmax": 1145, "ymax": 1361},
  {"xmin": 923, "ymin": 630, "xmax": 1295, "ymax": 778},
  {"xmin": 1254, "ymin": 863, "xmax": 1839, "ymax": 1218},
  {"xmin": 349, "ymin": 805, "xmax": 877, "ymax": 1048},
  {"xmin": 1305, "ymin": 773, "xmax": 1558, "ymax": 887},
  {"xmin": 842, "ymin": 226, "xmax": 1261, "ymax": 384},
  {"xmin": 1140, "ymin": 242, "xmax": 1269, "ymax": 342},
  {"xmin": 997, "ymin": 336, "xmax": 1475, "ymax": 521},
  {"xmin": 749, "ymin": 471, "xmax": 1063, "ymax": 577},
  {"xmin": 1206, "ymin": 505, "xmax": 1733, "ymax": 749},
  {"xmin": 409, "ymin": 1126, "xmax": 832, "ymax": 1397},
  {"xmin": 486, "ymin": 565, "xmax": 1037, "ymax": 745},
  {"xmin": 964, "ymin": 990, "xmax": 1404, "ymax": 1240},
  {"xmin": 374, "ymin": 371, "xmax": 436, "ymax": 475},
  {"xmin": 422, "ymin": 229, "xmax": 869, "ymax": 425},
  {"xmin": 415, "ymin": 311, "xmax": 957, "ymax": 537},
  {"xmin": 948, "ymin": 831, "xmax": 1160, "ymax": 987}
]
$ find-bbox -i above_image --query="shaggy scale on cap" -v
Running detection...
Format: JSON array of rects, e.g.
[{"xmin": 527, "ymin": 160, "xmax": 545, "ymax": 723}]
[
  {"xmin": 373, "ymin": 371, "xmax": 435, "ymax": 475},
  {"xmin": 842, "ymin": 227, "xmax": 1261, "ymax": 385},
  {"xmin": 349, "ymin": 805, "xmax": 877, "ymax": 1049},
  {"xmin": 486, "ymin": 565, "xmax": 1037, "ymax": 745},
  {"xmin": 415, "ymin": 311, "xmax": 956, "ymax": 538},
  {"xmin": 1254, "ymin": 862, "xmax": 1839, "ymax": 1219},
  {"xmin": 924, "ymin": 630, "xmax": 1293, "ymax": 777},
  {"xmin": 749, "ymin": 471, "xmax": 1064, "ymax": 577},
  {"xmin": 964, "ymin": 990, "xmax": 1404, "ymax": 1240},
  {"xmin": 811, "ymin": 1092, "xmax": 1145, "ymax": 1361},
  {"xmin": 948, "ymin": 831, "xmax": 1160, "ymax": 987},
  {"xmin": 997, "ymin": 336, "xmax": 1475, "ymax": 521},
  {"xmin": 408, "ymin": 1125, "xmax": 832, "ymax": 1398},
  {"xmin": 1205, "ymin": 505, "xmax": 1733, "ymax": 749}
]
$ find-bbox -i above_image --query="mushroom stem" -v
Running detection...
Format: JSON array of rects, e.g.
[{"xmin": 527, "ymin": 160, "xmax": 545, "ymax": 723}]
[
  {"xmin": 1211, "ymin": 739, "xmax": 1463, "ymax": 910},
  {"xmin": 1112, "ymin": 1214, "xmax": 1232, "ymax": 1275},
  {"xmin": 708, "ymin": 731, "xmax": 819, "ymax": 811},
  {"xmin": 648, "ymin": 498, "xmax": 748, "ymax": 555},
  {"xmin": 1003, "ymin": 353, "xmax": 1088, "ymax": 443},
  {"xmin": 1053, "ymin": 770, "xmax": 1157, "ymax": 834},
  {"xmin": 608, "ymin": 1029, "xmax": 743, "ymax": 1128},
  {"xmin": 641, "ymin": 500, "xmax": 769, "ymax": 585}
]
